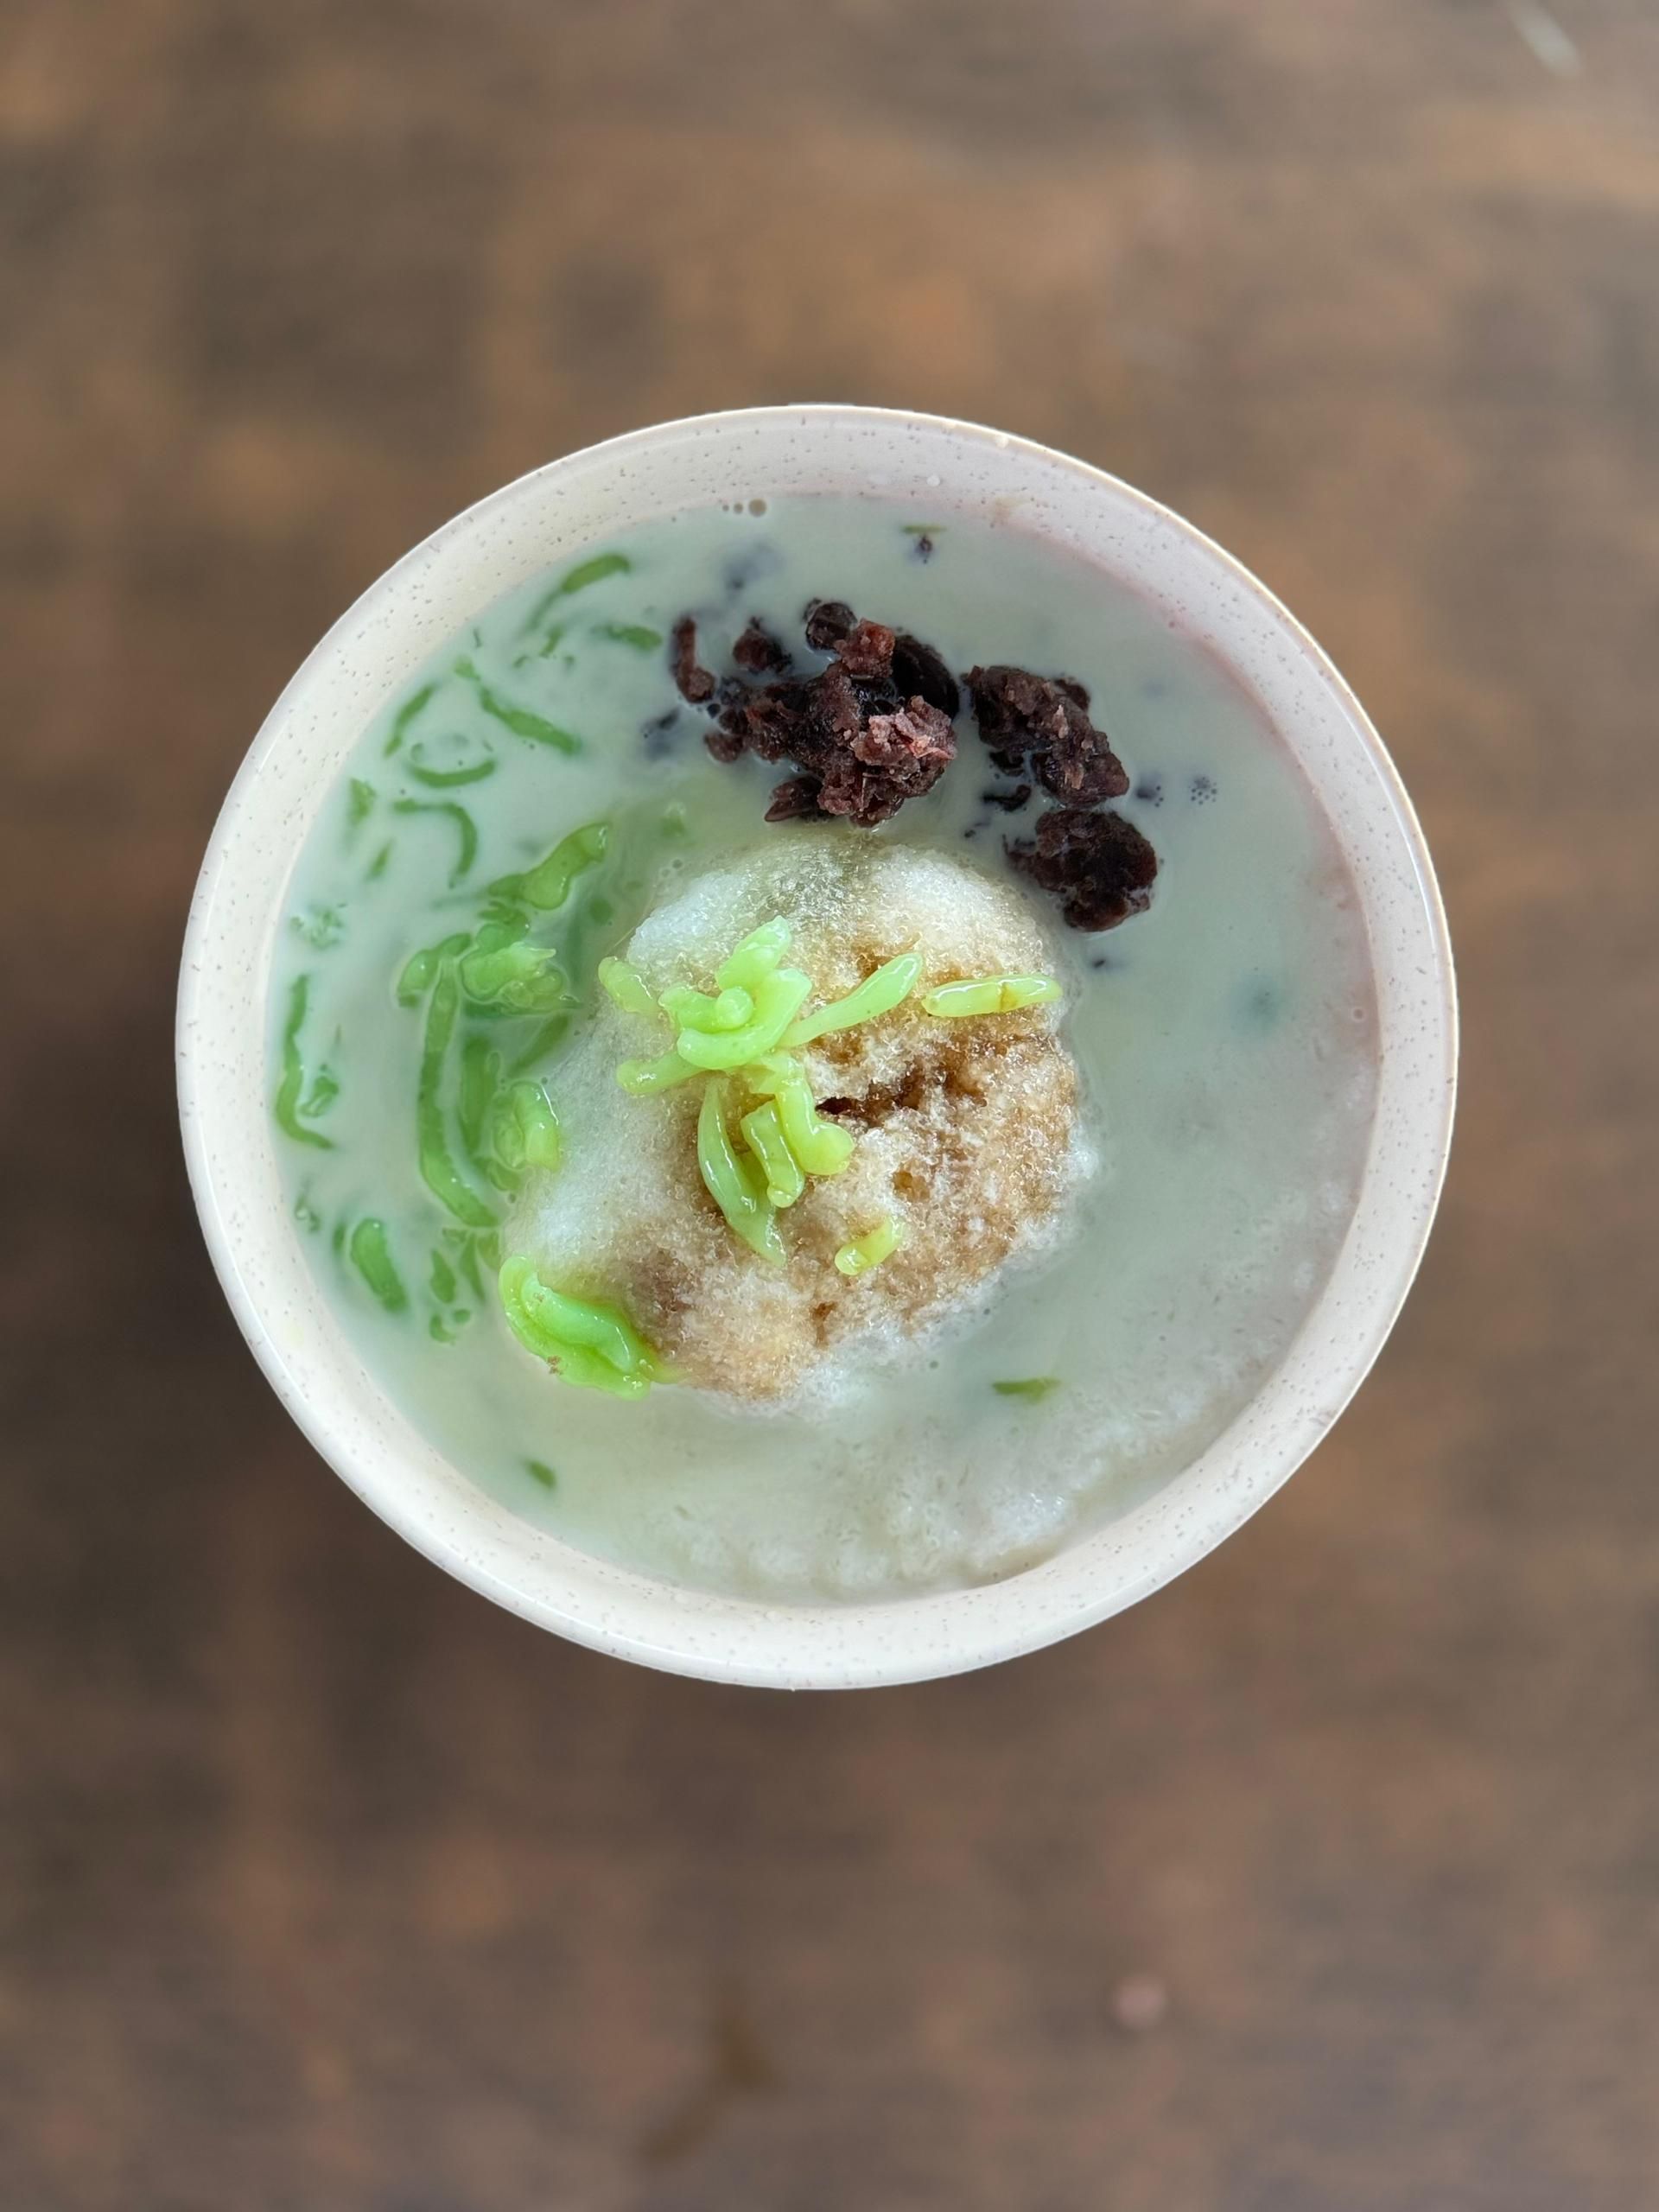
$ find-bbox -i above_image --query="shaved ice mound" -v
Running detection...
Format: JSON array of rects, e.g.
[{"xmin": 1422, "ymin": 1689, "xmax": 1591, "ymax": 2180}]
[{"xmin": 507, "ymin": 832, "xmax": 1084, "ymax": 1401}]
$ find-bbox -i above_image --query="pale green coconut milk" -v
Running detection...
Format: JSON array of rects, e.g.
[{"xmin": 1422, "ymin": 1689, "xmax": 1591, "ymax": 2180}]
[{"xmin": 270, "ymin": 497, "xmax": 1376, "ymax": 1599}]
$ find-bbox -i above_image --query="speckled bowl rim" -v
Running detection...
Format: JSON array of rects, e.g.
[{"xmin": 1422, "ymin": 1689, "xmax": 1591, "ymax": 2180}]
[{"xmin": 178, "ymin": 405, "xmax": 1457, "ymax": 1690}]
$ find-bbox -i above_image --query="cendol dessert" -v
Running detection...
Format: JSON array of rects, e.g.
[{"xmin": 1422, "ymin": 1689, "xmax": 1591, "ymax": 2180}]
[{"xmin": 270, "ymin": 497, "xmax": 1377, "ymax": 1599}]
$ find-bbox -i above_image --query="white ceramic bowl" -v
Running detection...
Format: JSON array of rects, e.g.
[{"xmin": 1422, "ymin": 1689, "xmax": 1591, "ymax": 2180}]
[{"xmin": 178, "ymin": 406, "xmax": 1456, "ymax": 1689}]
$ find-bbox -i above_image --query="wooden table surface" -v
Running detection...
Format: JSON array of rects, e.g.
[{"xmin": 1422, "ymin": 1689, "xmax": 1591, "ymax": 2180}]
[{"xmin": 4, "ymin": 3, "xmax": 1657, "ymax": 2205}]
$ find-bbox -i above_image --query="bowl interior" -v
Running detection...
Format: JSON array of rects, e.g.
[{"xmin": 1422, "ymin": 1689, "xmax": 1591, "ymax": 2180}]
[{"xmin": 177, "ymin": 407, "xmax": 1456, "ymax": 1688}]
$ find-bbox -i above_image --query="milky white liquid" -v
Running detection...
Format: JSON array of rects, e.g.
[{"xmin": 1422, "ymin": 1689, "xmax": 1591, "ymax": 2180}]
[{"xmin": 270, "ymin": 496, "xmax": 1376, "ymax": 1599}]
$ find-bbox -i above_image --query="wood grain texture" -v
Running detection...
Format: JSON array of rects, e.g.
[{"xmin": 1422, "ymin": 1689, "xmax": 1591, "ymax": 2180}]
[{"xmin": 3, "ymin": 2, "xmax": 1656, "ymax": 2205}]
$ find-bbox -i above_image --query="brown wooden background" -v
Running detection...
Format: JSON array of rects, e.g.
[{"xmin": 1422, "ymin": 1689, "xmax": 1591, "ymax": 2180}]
[{"xmin": 4, "ymin": 3, "xmax": 1657, "ymax": 2206}]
